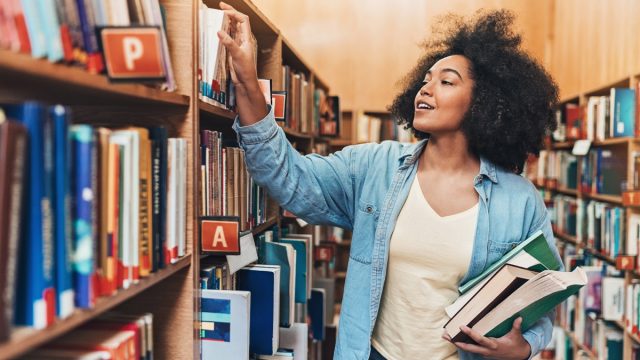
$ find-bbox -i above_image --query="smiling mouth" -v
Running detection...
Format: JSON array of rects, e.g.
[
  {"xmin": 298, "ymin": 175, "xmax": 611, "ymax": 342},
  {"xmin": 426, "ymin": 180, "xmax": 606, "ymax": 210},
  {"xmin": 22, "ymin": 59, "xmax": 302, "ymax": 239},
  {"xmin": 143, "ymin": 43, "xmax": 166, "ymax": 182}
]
[{"xmin": 415, "ymin": 101, "xmax": 435, "ymax": 110}]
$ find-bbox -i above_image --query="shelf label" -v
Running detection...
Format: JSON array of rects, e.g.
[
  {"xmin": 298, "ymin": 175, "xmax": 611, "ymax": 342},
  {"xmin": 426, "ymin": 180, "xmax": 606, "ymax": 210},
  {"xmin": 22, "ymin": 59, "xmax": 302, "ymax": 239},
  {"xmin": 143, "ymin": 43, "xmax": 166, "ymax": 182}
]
[
  {"xmin": 98, "ymin": 27, "xmax": 166, "ymax": 81},
  {"xmin": 315, "ymin": 245, "xmax": 334, "ymax": 262},
  {"xmin": 200, "ymin": 216, "xmax": 240, "ymax": 255},
  {"xmin": 572, "ymin": 139, "xmax": 591, "ymax": 156}
]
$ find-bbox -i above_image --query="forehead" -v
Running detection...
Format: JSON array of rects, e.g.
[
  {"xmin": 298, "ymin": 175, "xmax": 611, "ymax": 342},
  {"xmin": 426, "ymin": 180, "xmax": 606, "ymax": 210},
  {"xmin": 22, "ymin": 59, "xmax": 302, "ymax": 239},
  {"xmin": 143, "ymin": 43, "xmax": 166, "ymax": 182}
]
[{"xmin": 428, "ymin": 55, "xmax": 472, "ymax": 74}]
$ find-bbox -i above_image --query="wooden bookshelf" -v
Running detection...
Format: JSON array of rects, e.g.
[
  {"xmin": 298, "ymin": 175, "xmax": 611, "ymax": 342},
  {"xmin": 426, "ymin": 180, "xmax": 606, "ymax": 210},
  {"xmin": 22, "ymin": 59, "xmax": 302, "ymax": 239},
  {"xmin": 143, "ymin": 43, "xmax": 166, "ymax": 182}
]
[
  {"xmin": 0, "ymin": 256, "xmax": 191, "ymax": 360},
  {"xmin": 198, "ymin": 100, "xmax": 236, "ymax": 121},
  {"xmin": 252, "ymin": 216, "xmax": 279, "ymax": 235},
  {"xmin": 564, "ymin": 328, "xmax": 598, "ymax": 359},
  {"xmin": 0, "ymin": 50, "xmax": 190, "ymax": 107},
  {"xmin": 583, "ymin": 192, "xmax": 624, "ymax": 205},
  {"xmin": 283, "ymin": 126, "xmax": 313, "ymax": 140}
]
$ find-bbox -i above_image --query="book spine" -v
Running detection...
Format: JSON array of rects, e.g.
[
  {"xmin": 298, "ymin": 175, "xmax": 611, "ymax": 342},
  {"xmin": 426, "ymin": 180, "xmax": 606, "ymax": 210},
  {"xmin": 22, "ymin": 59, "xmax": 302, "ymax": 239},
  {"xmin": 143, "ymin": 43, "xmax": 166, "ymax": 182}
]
[
  {"xmin": 150, "ymin": 129, "xmax": 161, "ymax": 273},
  {"xmin": 75, "ymin": 0, "xmax": 104, "ymax": 73},
  {"xmin": 20, "ymin": 0, "xmax": 46, "ymax": 57},
  {"xmin": 38, "ymin": 0, "xmax": 64, "ymax": 62},
  {"xmin": 51, "ymin": 105, "xmax": 75, "ymax": 319},
  {"xmin": 0, "ymin": 122, "xmax": 27, "ymax": 340},
  {"xmin": 70, "ymin": 125, "xmax": 95, "ymax": 309}
]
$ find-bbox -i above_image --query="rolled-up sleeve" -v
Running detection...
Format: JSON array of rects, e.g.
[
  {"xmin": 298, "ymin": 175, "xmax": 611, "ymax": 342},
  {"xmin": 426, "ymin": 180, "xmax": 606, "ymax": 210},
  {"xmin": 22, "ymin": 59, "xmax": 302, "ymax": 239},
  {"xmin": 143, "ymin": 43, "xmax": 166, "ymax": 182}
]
[{"xmin": 232, "ymin": 106, "xmax": 355, "ymax": 229}]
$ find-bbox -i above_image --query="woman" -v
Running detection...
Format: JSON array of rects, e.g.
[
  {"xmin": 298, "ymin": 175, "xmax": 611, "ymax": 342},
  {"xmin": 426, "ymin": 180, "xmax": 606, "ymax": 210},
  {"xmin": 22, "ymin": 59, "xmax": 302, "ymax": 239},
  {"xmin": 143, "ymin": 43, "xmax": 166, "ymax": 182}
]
[{"xmin": 218, "ymin": 3, "xmax": 561, "ymax": 359}]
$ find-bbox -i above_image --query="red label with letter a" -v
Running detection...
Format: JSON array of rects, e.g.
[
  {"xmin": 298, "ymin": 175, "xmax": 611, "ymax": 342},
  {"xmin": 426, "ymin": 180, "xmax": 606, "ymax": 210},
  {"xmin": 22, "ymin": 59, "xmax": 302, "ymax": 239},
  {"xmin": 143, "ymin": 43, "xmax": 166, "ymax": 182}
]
[
  {"xmin": 201, "ymin": 219, "xmax": 240, "ymax": 255},
  {"xmin": 101, "ymin": 27, "xmax": 166, "ymax": 80}
]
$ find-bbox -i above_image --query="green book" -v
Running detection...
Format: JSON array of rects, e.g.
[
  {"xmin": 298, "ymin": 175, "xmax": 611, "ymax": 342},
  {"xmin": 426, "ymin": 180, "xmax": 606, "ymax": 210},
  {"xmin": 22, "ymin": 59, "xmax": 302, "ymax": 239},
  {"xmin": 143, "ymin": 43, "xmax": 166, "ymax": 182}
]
[
  {"xmin": 458, "ymin": 230, "xmax": 561, "ymax": 295},
  {"xmin": 446, "ymin": 267, "xmax": 586, "ymax": 343}
]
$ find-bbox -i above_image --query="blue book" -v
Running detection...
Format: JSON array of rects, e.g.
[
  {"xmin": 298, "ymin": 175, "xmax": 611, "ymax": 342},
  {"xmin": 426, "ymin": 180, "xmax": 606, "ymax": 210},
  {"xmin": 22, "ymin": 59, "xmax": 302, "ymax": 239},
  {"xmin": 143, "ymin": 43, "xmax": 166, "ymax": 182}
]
[
  {"xmin": 5, "ymin": 102, "xmax": 56, "ymax": 328},
  {"xmin": 279, "ymin": 238, "xmax": 307, "ymax": 304},
  {"xmin": 610, "ymin": 88, "xmax": 636, "ymax": 137},
  {"xmin": 236, "ymin": 265, "xmax": 280, "ymax": 356},
  {"xmin": 70, "ymin": 125, "xmax": 95, "ymax": 308},
  {"xmin": 38, "ymin": 0, "xmax": 64, "ymax": 62},
  {"xmin": 308, "ymin": 288, "xmax": 326, "ymax": 341},
  {"xmin": 264, "ymin": 242, "xmax": 295, "ymax": 327},
  {"xmin": 51, "ymin": 105, "xmax": 74, "ymax": 318},
  {"xmin": 20, "ymin": 0, "xmax": 47, "ymax": 58}
]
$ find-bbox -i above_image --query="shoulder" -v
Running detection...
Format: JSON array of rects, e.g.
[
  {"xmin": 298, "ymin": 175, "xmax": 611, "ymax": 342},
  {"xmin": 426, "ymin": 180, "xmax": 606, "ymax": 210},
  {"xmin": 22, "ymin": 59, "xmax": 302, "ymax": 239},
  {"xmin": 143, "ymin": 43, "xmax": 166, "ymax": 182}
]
[
  {"xmin": 343, "ymin": 140, "xmax": 420, "ymax": 163},
  {"xmin": 494, "ymin": 167, "xmax": 548, "ymax": 221}
]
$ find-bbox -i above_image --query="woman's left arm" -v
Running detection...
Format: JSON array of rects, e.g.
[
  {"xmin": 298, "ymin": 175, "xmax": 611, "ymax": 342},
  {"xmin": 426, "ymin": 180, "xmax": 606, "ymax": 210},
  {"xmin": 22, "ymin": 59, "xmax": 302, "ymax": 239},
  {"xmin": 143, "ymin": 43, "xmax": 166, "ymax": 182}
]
[{"xmin": 451, "ymin": 192, "xmax": 562, "ymax": 360}]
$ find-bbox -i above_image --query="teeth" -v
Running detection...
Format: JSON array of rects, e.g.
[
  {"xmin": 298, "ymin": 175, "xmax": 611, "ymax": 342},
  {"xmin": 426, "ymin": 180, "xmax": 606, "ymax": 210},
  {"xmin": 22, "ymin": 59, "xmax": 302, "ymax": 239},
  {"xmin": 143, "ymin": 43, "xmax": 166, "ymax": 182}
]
[{"xmin": 417, "ymin": 103, "xmax": 433, "ymax": 109}]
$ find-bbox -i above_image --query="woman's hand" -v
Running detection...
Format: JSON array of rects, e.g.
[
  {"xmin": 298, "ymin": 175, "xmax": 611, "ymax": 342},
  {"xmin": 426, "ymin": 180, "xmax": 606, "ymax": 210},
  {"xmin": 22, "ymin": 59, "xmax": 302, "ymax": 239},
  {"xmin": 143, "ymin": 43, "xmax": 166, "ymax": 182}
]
[
  {"xmin": 444, "ymin": 317, "xmax": 532, "ymax": 360},
  {"xmin": 217, "ymin": 1, "xmax": 268, "ymax": 125}
]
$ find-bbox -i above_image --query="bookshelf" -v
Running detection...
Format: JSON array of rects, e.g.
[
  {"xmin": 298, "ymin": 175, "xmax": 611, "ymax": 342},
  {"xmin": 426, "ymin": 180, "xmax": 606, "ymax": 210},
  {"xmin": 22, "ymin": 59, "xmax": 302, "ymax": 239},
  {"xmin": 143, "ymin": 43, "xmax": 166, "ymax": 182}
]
[
  {"xmin": 536, "ymin": 74, "xmax": 640, "ymax": 359},
  {"xmin": 0, "ymin": 0, "xmax": 346, "ymax": 359}
]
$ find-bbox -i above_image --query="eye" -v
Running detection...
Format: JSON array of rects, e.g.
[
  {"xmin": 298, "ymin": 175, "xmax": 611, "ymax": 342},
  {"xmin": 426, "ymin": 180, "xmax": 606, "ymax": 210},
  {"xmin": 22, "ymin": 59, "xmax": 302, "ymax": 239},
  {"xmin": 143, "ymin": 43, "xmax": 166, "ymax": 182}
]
[
  {"xmin": 441, "ymin": 80, "xmax": 453, "ymax": 86},
  {"xmin": 422, "ymin": 80, "xmax": 430, "ymax": 85}
]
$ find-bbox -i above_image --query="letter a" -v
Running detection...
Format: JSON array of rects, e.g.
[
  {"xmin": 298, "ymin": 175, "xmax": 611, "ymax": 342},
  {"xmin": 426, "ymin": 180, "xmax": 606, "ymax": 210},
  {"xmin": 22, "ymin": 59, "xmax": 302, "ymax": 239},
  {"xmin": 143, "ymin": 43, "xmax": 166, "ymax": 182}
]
[{"xmin": 211, "ymin": 226, "xmax": 228, "ymax": 248}]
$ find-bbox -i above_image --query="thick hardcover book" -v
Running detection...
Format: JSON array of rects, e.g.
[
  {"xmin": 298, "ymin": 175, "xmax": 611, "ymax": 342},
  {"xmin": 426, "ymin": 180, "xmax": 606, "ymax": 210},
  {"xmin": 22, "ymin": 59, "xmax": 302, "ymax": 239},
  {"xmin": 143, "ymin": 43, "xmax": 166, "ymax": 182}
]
[
  {"xmin": 200, "ymin": 289, "xmax": 251, "ymax": 360},
  {"xmin": 458, "ymin": 230, "xmax": 561, "ymax": 294},
  {"xmin": 446, "ymin": 267, "xmax": 586, "ymax": 343},
  {"xmin": 236, "ymin": 265, "xmax": 280, "ymax": 356},
  {"xmin": 70, "ymin": 124, "xmax": 96, "ymax": 309},
  {"xmin": 51, "ymin": 105, "xmax": 75, "ymax": 318},
  {"xmin": 279, "ymin": 238, "xmax": 308, "ymax": 304},
  {"xmin": 6, "ymin": 102, "xmax": 56, "ymax": 328},
  {"xmin": 0, "ymin": 120, "xmax": 27, "ymax": 340}
]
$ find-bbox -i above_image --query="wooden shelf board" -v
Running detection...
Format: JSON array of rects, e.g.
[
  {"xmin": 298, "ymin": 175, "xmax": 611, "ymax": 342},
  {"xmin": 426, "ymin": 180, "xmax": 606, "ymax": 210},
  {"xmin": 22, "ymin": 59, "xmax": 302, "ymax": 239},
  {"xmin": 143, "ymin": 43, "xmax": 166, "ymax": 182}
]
[
  {"xmin": 556, "ymin": 187, "xmax": 579, "ymax": 196},
  {"xmin": 584, "ymin": 192, "xmax": 623, "ymax": 205},
  {"xmin": 552, "ymin": 137, "xmax": 637, "ymax": 150},
  {"xmin": 555, "ymin": 232, "xmax": 617, "ymax": 264},
  {"xmin": 203, "ymin": 0, "xmax": 279, "ymax": 37},
  {"xmin": 584, "ymin": 77, "xmax": 632, "ymax": 97},
  {"xmin": 0, "ymin": 50, "xmax": 190, "ymax": 106},
  {"xmin": 198, "ymin": 99, "xmax": 236, "ymax": 120},
  {"xmin": 0, "ymin": 256, "xmax": 191, "ymax": 359},
  {"xmin": 313, "ymin": 73, "xmax": 330, "ymax": 92},
  {"xmin": 283, "ymin": 127, "xmax": 312, "ymax": 140},
  {"xmin": 335, "ymin": 271, "xmax": 347, "ymax": 279},
  {"xmin": 329, "ymin": 139, "xmax": 353, "ymax": 147},
  {"xmin": 252, "ymin": 217, "xmax": 278, "ymax": 235}
]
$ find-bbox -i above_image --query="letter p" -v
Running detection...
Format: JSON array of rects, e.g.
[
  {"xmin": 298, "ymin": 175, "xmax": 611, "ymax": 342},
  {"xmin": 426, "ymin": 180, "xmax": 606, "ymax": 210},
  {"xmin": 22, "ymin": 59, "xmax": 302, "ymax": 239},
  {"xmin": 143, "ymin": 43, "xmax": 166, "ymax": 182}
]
[{"xmin": 123, "ymin": 37, "xmax": 144, "ymax": 70}]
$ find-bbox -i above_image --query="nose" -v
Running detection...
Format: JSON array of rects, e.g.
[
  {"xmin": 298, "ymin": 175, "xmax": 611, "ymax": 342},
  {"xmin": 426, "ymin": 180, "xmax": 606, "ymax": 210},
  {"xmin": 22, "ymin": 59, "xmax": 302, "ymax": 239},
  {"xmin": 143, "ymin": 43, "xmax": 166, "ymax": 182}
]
[{"xmin": 419, "ymin": 82, "xmax": 433, "ymax": 97}]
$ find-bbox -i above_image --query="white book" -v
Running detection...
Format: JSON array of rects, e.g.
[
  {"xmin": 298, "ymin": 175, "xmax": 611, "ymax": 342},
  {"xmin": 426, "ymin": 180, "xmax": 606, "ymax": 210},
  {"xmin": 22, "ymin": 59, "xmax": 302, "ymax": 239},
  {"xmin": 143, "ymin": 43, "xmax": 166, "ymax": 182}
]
[
  {"xmin": 109, "ymin": 132, "xmax": 134, "ymax": 288},
  {"xmin": 227, "ymin": 232, "xmax": 258, "ymax": 274},
  {"xmin": 279, "ymin": 323, "xmax": 308, "ymax": 360},
  {"xmin": 596, "ymin": 96, "xmax": 608, "ymax": 141},
  {"xmin": 166, "ymin": 138, "xmax": 179, "ymax": 263},
  {"xmin": 200, "ymin": 290, "xmax": 251, "ymax": 360},
  {"xmin": 178, "ymin": 139, "xmax": 187, "ymax": 257},
  {"xmin": 108, "ymin": 0, "xmax": 130, "ymax": 25},
  {"xmin": 147, "ymin": 0, "xmax": 176, "ymax": 91},
  {"xmin": 628, "ymin": 213, "xmax": 640, "ymax": 256},
  {"xmin": 587, "ymin": 96, "xmax": 598, "ymax": 141},
  {"xmin": 602, "ymin": 277, "xmax": 625, "ymax": 321}
]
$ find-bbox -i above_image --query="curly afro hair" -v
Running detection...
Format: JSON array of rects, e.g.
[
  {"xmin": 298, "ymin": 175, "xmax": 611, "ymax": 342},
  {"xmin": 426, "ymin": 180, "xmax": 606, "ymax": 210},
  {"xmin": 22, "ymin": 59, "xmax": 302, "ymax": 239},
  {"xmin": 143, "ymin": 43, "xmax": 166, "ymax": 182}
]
[{"xmin": 389, "ymin": 10, "xmax": 558, "ymax": 173}]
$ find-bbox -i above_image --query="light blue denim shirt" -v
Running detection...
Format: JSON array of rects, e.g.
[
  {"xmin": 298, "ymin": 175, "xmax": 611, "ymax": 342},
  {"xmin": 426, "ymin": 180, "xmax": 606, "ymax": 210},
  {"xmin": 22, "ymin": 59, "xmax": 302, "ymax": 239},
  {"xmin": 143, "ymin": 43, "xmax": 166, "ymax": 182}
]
[{"xmin": 233, "ymin": 107, "xmax": 562, "ymax": 360}]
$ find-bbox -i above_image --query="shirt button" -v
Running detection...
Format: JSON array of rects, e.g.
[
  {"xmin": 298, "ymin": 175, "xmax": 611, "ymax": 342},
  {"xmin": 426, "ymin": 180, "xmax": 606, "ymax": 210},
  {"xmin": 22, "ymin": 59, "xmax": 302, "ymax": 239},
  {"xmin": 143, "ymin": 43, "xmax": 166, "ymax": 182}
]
[{"xmin": 366, "ymin": 206, "xmax": 373, "ymax": 213}]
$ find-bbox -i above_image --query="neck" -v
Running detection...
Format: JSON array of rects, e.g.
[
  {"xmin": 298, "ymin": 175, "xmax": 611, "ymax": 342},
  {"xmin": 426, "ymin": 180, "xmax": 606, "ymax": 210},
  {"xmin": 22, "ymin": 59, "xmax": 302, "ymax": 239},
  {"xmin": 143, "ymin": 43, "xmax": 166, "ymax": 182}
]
[{"xmin": 419, "ymin": 132, "xmax": 480, "ymax": 174}]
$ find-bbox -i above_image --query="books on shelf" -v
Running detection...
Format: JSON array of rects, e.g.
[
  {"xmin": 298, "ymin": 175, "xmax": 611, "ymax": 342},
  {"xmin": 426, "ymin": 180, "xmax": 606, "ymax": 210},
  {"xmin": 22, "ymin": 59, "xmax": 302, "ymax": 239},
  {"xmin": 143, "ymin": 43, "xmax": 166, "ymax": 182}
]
[
  {"xmin": 0, "ymin": 101, "xmax": 188, "ymax": 334},
  {"xmin": 0, "ymin": 0, "xmax": 177, "ymax": 90},
  {"xmin": 22, "ymin": 311, "xmax": 153, "ymax": 359}
]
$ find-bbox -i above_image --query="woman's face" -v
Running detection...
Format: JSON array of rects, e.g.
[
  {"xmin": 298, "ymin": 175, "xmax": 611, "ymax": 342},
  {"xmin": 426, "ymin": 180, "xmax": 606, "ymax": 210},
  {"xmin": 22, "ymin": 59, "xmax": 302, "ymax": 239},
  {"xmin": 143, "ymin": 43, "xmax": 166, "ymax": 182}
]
[{"xmin": 413, "ymin": 55, "xmax": 475, "ymax": 135}]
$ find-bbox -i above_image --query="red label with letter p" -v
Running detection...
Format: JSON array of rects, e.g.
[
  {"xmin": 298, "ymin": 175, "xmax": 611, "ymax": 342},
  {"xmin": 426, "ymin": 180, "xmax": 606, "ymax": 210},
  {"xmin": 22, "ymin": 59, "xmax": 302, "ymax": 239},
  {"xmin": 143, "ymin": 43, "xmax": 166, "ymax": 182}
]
[{"xmin": 100, "ymin": 27, "xmax": 166, "ymax": 80}]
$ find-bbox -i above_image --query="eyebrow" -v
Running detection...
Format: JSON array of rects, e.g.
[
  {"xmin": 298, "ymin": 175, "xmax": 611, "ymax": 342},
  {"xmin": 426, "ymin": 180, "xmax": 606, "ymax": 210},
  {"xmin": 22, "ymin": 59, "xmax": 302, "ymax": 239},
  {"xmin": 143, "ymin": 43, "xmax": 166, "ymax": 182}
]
[{"xmin": 425, "ymin": 68, "xmax": 464, "ymax": 81}]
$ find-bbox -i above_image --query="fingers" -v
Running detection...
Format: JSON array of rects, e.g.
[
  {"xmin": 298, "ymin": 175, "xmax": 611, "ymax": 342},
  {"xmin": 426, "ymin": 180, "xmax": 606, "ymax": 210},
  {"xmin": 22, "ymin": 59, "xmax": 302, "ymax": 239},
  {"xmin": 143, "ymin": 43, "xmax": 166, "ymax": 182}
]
[
  {"xmin": 219, "ymin": 1, "xmax": 252, "ymax": 41},
  {"xmin": 459, "ymin": 325, "xmax": 498, "ymax": 351},
  {"xmin": 511, "ymin": 317, "xmax": 523, "ymax": 336},
  {"xmin": 217, "ymin": 30, "xmax": 241, "ymax": 58},
  {"xmin": 453, "ymin": 342, "xmax": 491, "ymax": 357}
]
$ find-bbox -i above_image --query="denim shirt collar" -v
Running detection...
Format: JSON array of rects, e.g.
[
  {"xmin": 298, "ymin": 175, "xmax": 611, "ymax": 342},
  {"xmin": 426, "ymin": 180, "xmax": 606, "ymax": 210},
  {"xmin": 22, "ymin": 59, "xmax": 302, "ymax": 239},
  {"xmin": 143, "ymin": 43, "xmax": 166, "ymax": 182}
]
[{"xmin": 398, "ymin": 139, "xmax": 499, "ymax": 184}]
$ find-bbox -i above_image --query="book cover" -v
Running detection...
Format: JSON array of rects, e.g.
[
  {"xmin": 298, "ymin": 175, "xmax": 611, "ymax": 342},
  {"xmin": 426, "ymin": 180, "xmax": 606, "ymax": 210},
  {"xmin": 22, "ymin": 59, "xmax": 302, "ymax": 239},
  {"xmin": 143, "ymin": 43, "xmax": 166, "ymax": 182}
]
[
  {"xmin": 279, "ymin": 323, "xmax": 308, "ymax": 360},
  {"xmin": 458, "ymin": 230, "xmax": 561, "ymax": 294},
  {"xmin": 610, "ymin": 88, "xmax": 635, "ymax": 138},
  {"xmin": 236, "ymin": 265, "xmax": 280, "ymax": 356},
  {"xmin": 264, "ymin": 241, "xmax": 296, "ymax": 327},
  {"xmin": 200, "ymin": 289, "xmax": 251, "ymax": 360},
  {"xmin": 6, "ymin": 102, "xmax": 56, "ymax": 328},
  {"xmin": 0, "ymin": 120, "xmax": 27, "ymax": 340},
  {"xmin": 279, "ymin": 238, "xmax": 308, "ymax": 304},
  {"xmin": 308, "ymin": 288, "xmax": 326, "ymax": 341},
  {"xmin": 20, "ymin": 0, "xmax": 46, "ymax": 57},
  {"xmin": 452, "ymin": 267, "xmax": 586, "ymax": 343}
]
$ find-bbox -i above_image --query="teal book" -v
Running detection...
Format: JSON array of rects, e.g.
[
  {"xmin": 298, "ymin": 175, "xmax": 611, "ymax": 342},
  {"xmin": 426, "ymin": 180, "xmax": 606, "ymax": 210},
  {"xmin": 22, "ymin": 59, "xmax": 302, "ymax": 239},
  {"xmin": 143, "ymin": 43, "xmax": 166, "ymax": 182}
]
[
  {"xmin": 279, "ymin": 238, "xmax": 307, "ymax": 304},
  {"xmin": 264, "ymin": 242, "xmax": 296, "ymax": 327},
  {"xmin": 458, "ymin": 230, "xmax": 561, "ymax": 295}
]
